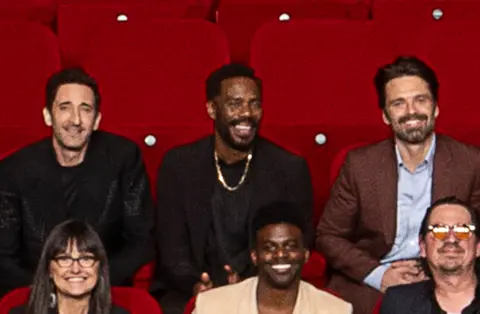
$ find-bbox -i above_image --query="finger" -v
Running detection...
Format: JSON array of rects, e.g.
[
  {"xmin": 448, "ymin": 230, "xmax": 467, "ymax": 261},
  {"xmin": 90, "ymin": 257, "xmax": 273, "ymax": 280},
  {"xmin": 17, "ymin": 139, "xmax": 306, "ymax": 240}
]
[
  {"xmin": 391, "ymin": 260, "xmax": 418, "ymax": 268},
  {"xmin": 224, "ymin": 265, "xmax": 233, "ymax": 274},
  {"xmin": 201, "ymin": 272, "xmax": 211, "ymax": 283}
]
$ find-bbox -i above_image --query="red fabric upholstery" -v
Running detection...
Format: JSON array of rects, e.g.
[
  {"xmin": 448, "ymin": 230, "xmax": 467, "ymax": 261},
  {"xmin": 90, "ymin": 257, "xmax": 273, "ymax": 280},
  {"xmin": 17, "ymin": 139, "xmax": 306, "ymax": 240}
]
[
  {"xmin": 0, "ymin": 0, "xmax": 56, "ymax": 25},
  {"xmin": 79, "ymin": 20, "xmax": 228, "ymax": 128},
  {"xmin": 0, "ymin": 287, "xmax": 162, "ymax": 314},
  {"xmin": 387, "ymin": 21, "xmax": 480, "ymax": 146},
  {"xmin": 372, "ymin": 296, "xmax": 382, "ymax": 314},
  {"xmin": 329, "ymin": 142, "xmax": 369, "ymax": 187},
  {"xmin": 251, "ymin": 20, "xmax": 391, "ymax": 223},
  {"xmin": 217, "ymin": 0, "xmax": 369, "ymax": 62},
  {"xmin": 373, "ymin": 0, "xmax": 480, "ymax": 22},
  {"xmin": 111, "ymin": 286, "xmax": 163, "ymax": 314},
  {"xmin": 57, "ymin": 2, "xmax": 214, "ymax": 66},
  {"xmin": 76, "ymin": 20, "xmax": 227, "ymax": 183},
  {"xmin": 0, "ymin": 21, "xmax": 58, "ymax": 156},
  {"xmin": 0, "ymin": 21, "xmax": 60, "ymax": 128},
  {"xmin": 133, "ymin": 262, "xmax": 155, "ymax": 290},
  {"xmin": 0, "ymin": 287, "xmax": 29, "ymax": 314}
]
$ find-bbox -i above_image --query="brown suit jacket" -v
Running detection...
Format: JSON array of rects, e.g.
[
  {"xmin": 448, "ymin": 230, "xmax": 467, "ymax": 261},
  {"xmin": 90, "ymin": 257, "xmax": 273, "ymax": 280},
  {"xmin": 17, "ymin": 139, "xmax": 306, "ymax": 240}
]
[
  {"xmin": 193, "ymin": 277, "xmax": 353, "ymax": 314},
  {"xmin": 316, "ymin": 135, "xmax": 480, "ymax": 314}
]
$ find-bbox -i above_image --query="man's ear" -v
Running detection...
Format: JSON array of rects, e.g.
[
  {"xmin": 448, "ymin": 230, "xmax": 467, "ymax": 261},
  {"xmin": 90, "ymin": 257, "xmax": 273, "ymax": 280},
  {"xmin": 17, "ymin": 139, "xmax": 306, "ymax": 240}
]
[
  {"xmin": 93, "ymin": 112, "xmax": 102, "ymax": 130},
  {"xmin": 206, "ymin": 101, "xmax": 216, "ymax": 120},
  {"xmin": 250, "ymin": 251, "xmax": 258, "ymax": 266},
  {"xmin": 43, "ymin": 107, "xmax": 52, "ymax": 126},
  {"xmin": 304, "ymin": 249, "xmax": 310, "ymax": 262}
]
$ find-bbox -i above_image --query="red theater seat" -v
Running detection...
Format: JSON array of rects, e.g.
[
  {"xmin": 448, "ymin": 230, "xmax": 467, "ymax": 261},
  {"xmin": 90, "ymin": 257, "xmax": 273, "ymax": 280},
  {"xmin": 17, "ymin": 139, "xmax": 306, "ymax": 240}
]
[
  {"xmin": 373, "ymin": 0, "xmax": 480, "ymax": 22},
  {"xmin": 217, "ymin": 0, "xmax": 370, "ymax": 62},
  {"xmin": 388, "ymin": 20, "xmax": 480, "ymax": 145},
  {"xmin": 0, "ymin": 22, "xmax": 60, "ymax": 127},
  {"xmin": 78, "ymin": 19, "xmax": 227, "ymax": 184},
  {"xmin": 57, "ymin": 2, "xmax": 215, "ymax": 65},
  {"xmin": 0, "ymin": 0, "xmax": 56, "ymax": 25},
  {"xmin": 0, "ymin": 21, "xmax": 59, "ymax": 155},
  {"xmin": 251, "ymin": 20, "xmax": 390, "ymax": 224},
  {"xmin": 0, "ymin": 287, "xmax": 163, "ymax": 313},
  {"xmin": 329, "ymin": 142, "xmax": 369, "ymax": 187}
]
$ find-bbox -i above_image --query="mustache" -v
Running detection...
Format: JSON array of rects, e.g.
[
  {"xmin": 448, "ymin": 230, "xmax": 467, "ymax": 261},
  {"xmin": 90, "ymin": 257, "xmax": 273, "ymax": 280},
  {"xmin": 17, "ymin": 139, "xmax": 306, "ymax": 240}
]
[
  {"xmin": 398, "ymin": 113, "xmax": 428, "ymax": 124},
  {"xmin": 438, "ymin": 242, "xmax": 464, "ymax": 253},
  {"xmin": 229, "ymin": 118, "xmax": 258, "ymax": 128}
]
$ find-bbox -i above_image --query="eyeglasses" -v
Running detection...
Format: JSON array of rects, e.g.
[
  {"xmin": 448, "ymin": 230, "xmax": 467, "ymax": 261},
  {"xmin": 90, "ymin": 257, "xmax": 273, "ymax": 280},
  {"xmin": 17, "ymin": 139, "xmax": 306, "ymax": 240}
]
[
  {"xmin": 53, "ymin": 255, "xmax": 98, "ymax": 268},
  {"xmin": 428, "ymin": 224, "xmax": 476, "ymax": 241}
]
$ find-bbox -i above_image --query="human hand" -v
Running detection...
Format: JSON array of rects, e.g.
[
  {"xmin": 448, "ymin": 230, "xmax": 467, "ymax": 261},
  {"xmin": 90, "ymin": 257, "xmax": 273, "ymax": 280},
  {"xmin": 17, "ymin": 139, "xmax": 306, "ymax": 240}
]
[
  {"xmin": 224, "ymin": 265, "xmax": 240, "ymax": 284},
  {"xmin": 193, "ymin": 272, "xmax": 213, "ymax": 295},
  {"xmin": 380, "ymin": 260, "xmax": 424, "ymax": 292}
]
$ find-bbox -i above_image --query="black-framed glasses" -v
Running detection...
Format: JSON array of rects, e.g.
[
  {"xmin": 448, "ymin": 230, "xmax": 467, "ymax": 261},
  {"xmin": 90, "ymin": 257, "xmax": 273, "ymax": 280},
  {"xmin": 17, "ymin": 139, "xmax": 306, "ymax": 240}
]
[
  {"xmin": 428, "ymin": 224, "xmax": 476, "ymax": 241},
  {"xmin": 53, "ymin": 255, "xmax": 98, "ymax": 268}
]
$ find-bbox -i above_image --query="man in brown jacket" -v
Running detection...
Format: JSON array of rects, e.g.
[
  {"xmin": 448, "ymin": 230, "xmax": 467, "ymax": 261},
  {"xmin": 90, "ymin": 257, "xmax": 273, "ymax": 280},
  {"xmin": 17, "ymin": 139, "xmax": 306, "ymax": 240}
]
[{"xmin": 316, "ymin": 56, "xmax": 480, "ymax": 314}]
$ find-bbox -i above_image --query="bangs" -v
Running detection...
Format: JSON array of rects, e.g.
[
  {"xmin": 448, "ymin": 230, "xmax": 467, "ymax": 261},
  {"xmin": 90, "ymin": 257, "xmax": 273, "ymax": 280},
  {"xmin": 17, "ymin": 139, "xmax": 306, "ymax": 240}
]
[{"xmin": 46, "ymin": 220, "xmax": 103, "ymax": 259}]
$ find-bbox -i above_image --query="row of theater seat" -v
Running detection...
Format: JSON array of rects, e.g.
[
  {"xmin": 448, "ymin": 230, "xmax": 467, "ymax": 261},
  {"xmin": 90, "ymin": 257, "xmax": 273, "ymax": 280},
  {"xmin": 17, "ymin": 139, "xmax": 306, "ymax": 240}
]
[
  {"xmin": 1, "ymin": 18, "xmax": 479, "ymax": 224},
  {"xmin": 0, "ymin": 0, "xmax": 477, "ymax": 61}
]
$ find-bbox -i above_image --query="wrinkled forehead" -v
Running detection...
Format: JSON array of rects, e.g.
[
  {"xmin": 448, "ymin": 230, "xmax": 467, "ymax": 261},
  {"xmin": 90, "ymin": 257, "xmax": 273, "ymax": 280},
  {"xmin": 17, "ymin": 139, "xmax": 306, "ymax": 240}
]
[
  {"xmin": 429, "ymin": 204, "xmax": 473, "ymax": 226},
  {"xmin": 220, "ymin": 77, "xmax": 260, "ymax": 97},
  {"xmin": 257, "ymin": 223, "xmax": 302, "ymax": 243}
]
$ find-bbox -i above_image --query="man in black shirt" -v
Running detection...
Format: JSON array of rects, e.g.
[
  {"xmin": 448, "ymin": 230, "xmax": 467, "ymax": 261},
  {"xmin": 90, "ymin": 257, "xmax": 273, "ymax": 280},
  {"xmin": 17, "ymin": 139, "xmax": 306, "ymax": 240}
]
[
  {"xmin": 381, "ymin": 196, "xmax": 480, "ymax": 314},
  {"xmin": 151, "ymin": 63, "xmax": 314, "ymax": 314},
  {"xmin": 0, "ymin": 68, "xmax": 154, "ymax": 297}
]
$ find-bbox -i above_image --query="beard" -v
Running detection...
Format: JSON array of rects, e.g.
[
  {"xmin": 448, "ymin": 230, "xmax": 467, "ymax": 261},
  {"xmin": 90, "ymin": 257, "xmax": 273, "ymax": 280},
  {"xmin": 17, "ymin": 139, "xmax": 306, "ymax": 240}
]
[
  {"xmin": 215, "ymin": 117, "xmax": 258, "ymax": 152},
  {"xmin": 53, "ymin": 125, "xmax": 92, "ymax": 152},
  {"xmin": 390, "ymin": 112, "xmax": 435, "ymax": 144}
]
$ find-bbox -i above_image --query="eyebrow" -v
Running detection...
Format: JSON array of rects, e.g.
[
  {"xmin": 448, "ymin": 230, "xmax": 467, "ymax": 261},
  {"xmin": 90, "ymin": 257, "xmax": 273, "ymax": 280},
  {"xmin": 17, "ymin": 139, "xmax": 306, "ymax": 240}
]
[
  {"xmin": 389, "ymin": 93, "xmax": 431, "ymax": 104},
  {"xmin": 55, "ymin": 101, "xmax": 93, "ymax": 107}
]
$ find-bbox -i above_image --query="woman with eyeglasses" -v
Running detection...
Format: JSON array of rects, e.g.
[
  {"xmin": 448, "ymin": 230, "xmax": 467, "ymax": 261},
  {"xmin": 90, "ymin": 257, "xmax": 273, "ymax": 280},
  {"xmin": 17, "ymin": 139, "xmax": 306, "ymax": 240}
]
[{"xmin": 9, "ymin": 220, "xmax": 129, "ymax": 314}]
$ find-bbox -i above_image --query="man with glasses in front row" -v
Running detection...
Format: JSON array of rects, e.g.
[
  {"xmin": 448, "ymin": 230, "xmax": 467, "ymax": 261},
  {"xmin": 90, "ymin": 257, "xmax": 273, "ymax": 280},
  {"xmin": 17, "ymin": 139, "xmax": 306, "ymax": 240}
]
[{"xmin": 380, "ymin": 196, "xmax": 480, "ymax": 313}]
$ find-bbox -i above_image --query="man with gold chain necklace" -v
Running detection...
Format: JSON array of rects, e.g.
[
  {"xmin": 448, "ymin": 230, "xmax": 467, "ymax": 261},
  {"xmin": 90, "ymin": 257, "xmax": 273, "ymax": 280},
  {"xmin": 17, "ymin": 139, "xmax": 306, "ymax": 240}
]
[{"xmin": 150, "ymin": 63, "xmax": 314, "ymax": 314}]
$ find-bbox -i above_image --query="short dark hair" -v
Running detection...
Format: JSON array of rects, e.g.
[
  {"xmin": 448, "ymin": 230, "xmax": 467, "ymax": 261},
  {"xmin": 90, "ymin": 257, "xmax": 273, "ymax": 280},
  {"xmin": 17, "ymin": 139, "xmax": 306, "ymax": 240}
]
[
  {"xmin": 45, "ymin": 67, "xmax": 101, "ymax": 113},
  {"xmin": 27, "ymin": 220, "xmax": 111, "ymax": 314},
  {"xmin": 250, "ymin": 202, "xmax": 307, "ymax": 248},
  {"xmin": 206, "ymin": 63, "xmax": 262, "ymax": 101},
  {"xmin": 374, "ymin": 56, "xmax": 439, "ymax": 110},
  {"xmin": 419, "ymin": 196, "xmax": 480, "ymax": 240}
]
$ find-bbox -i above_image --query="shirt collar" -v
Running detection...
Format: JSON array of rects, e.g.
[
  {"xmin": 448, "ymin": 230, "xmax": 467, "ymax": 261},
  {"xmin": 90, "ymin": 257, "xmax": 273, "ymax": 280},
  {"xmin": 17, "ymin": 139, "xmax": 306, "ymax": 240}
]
[{"xmin": 395, "ymin": 133, "xmax": 436, "ymax": 169}]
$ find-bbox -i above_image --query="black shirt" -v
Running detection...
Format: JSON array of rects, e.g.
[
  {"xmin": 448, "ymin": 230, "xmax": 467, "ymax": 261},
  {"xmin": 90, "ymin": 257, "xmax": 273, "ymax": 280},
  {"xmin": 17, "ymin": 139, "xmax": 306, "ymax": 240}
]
[{"xmin": 205, "ymin": 157, "xmax": 253, "ymax": 286}]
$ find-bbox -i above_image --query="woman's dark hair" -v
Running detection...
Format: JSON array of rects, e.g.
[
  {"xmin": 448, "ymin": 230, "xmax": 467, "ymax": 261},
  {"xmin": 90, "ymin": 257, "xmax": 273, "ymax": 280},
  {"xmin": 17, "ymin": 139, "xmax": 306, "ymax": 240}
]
[{"xmin": 26, "ymin": 220, "xmax": 111, "ymax": 314}]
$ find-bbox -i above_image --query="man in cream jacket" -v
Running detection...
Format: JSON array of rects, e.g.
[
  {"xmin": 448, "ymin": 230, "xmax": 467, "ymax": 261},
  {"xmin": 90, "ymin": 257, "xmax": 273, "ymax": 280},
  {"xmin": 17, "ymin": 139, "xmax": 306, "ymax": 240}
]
[{"xmin": 194, "ymin": 202, "xmax": 352, "ymax": 314}]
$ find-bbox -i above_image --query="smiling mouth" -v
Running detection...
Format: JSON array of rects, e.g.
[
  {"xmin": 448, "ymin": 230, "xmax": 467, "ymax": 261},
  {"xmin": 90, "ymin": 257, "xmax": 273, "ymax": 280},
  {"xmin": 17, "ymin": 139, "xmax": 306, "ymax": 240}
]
[
  {"xmin": 65, "ymin": 277, "xmax": 87, "ymax": 282},
  {"xmin": 271, "ymin": 264, "xmax": 292, "ymax": 273}
]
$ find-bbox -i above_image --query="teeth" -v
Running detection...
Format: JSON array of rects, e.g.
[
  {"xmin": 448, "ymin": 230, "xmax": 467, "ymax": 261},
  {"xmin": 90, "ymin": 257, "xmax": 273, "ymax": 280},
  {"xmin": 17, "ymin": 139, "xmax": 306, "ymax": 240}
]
[
  {"xmin": 272, "ymin": 264, "xmax": 291, "ymax": 270},
  {"xmin": 67, "ymin": 278, "xmax": 85, "ymax": 282},
  {"xmin": 235, "ymin": 125, "xmax": 251, "ymax": 130}
]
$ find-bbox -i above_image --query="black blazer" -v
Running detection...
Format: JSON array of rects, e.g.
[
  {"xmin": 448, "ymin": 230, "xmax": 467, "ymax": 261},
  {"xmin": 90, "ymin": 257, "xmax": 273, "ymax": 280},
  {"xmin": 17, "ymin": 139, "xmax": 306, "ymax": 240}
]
[
  {"xmin": 380, "ymin": 280, "xmax": 480, "ymax": 314},
  {"xmin": 0, "ymin": 131, "xmax": 154, "ymax": 295},
  {"xmin": 152, "ymin": 136, "xmax": 313, "ymax": 296},
  {"xmin": 9, "ymin": 304, "xmax": 130, "ymax": 314}
]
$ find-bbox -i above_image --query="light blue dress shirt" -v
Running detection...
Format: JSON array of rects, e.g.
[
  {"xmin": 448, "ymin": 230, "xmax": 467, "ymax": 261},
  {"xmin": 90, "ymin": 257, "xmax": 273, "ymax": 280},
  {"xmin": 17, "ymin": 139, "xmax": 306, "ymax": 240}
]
[{"xmin": 363, "ymin": 135, "xmax": 436, "ymax": 290}]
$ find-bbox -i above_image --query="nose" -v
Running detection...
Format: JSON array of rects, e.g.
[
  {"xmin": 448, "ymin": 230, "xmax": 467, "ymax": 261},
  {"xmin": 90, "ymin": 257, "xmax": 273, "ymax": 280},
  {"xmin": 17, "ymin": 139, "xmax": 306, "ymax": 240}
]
[
  {"xmin": 275, "ymin": 248, "xmax": 287, "ymax": 259},
  {"xmin": 70, "ymin": 260, "xmax": 81, "ymax": 273},
  {"xmin": 69, "ymin": 108, "xmax": 82, "ymax": 125},
  {"xmin": 405, "ymin": 100, "xmax": 418, "ymax": 115},
  {"xmin": 238, "ymin": 102, "xmax": 253, "ymax": 118}
]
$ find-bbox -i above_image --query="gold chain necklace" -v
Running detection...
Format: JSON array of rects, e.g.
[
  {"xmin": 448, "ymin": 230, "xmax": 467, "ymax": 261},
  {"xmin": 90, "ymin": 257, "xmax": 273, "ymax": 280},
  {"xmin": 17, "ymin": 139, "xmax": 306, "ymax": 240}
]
[{"xmin": 214, "ymin": 151, "xmax": 253, "ymax": 192}]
